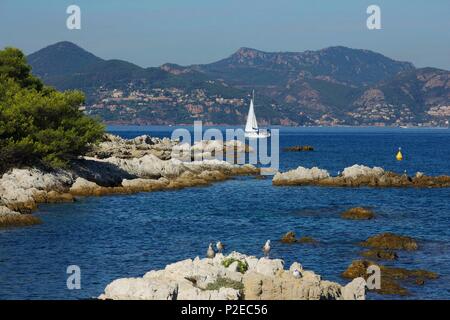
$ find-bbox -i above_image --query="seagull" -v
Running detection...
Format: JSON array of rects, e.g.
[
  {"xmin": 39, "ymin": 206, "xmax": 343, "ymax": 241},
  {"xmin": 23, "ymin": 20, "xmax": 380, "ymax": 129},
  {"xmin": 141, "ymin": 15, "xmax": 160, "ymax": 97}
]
[
  {"xmin": 206, "ymin": 243, "xmax": 215, "ymax": 259},
  {"xmin": 216, "ymin": 241, "xmax": 225, "ymax": 254},
  {"xmin": 262, "ymin": 240, "xmax": 271, "ymax": 258},
  {"xmin": 293, "ymin": 269, "xmax": 301, "ymax": 279}
]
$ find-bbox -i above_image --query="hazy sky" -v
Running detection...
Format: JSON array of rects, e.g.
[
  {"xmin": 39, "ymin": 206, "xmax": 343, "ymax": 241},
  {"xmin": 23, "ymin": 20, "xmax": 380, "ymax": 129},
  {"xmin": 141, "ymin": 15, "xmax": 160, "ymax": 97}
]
[{"xmin": 0, "ymin": 0, "xmax": 449, "ymax": 69}]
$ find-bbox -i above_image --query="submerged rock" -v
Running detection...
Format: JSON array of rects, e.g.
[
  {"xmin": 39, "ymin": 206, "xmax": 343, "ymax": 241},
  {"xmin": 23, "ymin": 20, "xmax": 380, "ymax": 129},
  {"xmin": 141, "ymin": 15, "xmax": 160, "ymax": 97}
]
[
  {"xmin": 281, "ymin": 231, "xmax": 298, "ymax": 243},
  {"xmin": 341, "ymin": 207, "xmax": 375, "ymax": 220},
  {"xmin": 361, "ymin": 233, "xmax": 418, "ymax": 251},
  {"xmin": 280, "ymin": 231, "xmax": 317, "ymax": 244},
  {"xmin": 283, "ymin": 145, "xmax": 314, "ymax": 152},
  {"xmin": 99, "ymin": 251, "xmax": 365, "ymax": 300},
  {"xmin": 298, "ymin": 236, "xmax": 318, "ymax": 244},
  {"xmin": 342, "ymin": 260, "xmax": 438, "ymax": 296},
  {"xmin": 0, "ymin": 207, "xmax": 42, "ymax": 228},
  {"xmin": 361, "ymin": 249, "xmax": 398, "ymax": 260}
]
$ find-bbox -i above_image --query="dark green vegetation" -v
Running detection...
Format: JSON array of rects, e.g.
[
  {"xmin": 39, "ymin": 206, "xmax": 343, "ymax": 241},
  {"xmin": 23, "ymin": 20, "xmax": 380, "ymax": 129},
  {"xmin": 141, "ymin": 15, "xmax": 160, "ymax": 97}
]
[
  {"xmin": 222, "ymin": 258, "xmax": 249, "ymax": 274},
  {"xmin": 0, "ymin": 47, "xmax": 105, "ymax": 174},
  {"xmin": 26, "ymin": 42, "xmax": 450, "ymax": 126},
  {"xmin": 205, "ymin": 277, "xmax": 244, "ymax": 291}
]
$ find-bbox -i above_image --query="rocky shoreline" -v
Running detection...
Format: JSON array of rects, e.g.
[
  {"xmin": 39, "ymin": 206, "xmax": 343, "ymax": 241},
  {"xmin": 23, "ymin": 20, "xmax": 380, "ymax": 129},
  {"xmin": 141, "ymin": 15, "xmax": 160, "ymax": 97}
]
[
  {"xmin": 273, "ymin": 164, "xmax": 450, "ymax": 188},
  {"xmin": 99, "ymin": 251, "xmax": 366, "ymax": 300},
  {"xmin": 0, "ymin": 134, "xmax": 258, "ymax": 227}
]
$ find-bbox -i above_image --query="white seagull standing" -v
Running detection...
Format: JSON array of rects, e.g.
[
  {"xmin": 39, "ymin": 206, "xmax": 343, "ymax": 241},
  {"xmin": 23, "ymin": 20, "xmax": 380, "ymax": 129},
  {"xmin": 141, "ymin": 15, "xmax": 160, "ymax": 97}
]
[
  {"xmin": 216, "ymin": 241, "xmax": 224, "ymax": 254},
  {"xmin": 262, "ymin": 240, "xmax": 271, "ymax": 258},
  {"xmin": 207, "ymin": 243, "xmax": 215, "ymax": 259}
]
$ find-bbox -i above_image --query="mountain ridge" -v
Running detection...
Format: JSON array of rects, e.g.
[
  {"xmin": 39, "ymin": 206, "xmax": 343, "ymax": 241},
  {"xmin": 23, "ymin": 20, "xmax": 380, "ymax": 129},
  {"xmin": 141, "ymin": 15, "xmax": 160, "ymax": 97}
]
[{"xmin": 25, "ymin": 41, "xmax": 449, "ymax": 126}]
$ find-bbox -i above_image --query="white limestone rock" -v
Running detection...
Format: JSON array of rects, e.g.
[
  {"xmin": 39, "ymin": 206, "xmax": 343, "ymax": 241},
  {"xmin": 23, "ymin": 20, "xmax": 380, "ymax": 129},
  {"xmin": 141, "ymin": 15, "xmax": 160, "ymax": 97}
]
[
  {"xmin": 69, "ymin": 177, "xmax": 101, "ymax": 194},
  {"xmin": 0, "ymin": 168, "xmax": 73, "ymax": 208},
  {"xmin": 101, "ymin": 278, "xmax": 178, "ymax": 300},
  {"xmin": 255, "ymin": 258, "xmax": 284, "ymax": 276},
  {"xmin": 273, "ymin": 166, "xmax": 330, "ymax": 183},
  {"xmin": 342, "ymin": 277, "xmax": 366, "ymax": 300},
  {"xmin": 100, "ymin": 252, "xmax": 365, "ymax": 300},
  {"xmin": 0, "ymin": 206, "xmax": 20, "ymax": 215},
  {"xmin": 341, "ymin": 165, "xmax": 384, "ymax": 179}
]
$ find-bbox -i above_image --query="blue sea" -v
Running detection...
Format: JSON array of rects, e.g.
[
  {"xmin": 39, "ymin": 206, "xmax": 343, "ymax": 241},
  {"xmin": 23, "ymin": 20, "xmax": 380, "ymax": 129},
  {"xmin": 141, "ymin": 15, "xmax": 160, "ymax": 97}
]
[{"xmin": 1, "ymin": 126, "xmax": 450, "ymax": 300}]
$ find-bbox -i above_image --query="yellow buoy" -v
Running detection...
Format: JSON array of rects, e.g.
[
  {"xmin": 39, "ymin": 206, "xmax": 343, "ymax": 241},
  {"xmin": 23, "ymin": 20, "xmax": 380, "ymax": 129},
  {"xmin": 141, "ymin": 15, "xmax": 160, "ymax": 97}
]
[{"xmin": 396, "ymin": 148, "xmax": 403, "ymax": 161}]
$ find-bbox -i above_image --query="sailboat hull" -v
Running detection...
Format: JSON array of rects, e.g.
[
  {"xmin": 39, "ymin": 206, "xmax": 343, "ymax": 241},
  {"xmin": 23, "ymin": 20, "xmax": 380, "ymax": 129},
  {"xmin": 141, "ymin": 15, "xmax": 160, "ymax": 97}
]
[{"xmin": 245, "ymin": 131, "xmax": 271, "ymax": 138}]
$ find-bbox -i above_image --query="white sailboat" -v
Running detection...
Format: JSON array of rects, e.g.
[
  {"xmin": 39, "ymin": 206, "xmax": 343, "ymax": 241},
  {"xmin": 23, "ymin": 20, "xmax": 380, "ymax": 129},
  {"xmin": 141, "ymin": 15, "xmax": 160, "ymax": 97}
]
[{"xmin": 245, "ymin": 91, "xmax": 270, "ymax": 138}]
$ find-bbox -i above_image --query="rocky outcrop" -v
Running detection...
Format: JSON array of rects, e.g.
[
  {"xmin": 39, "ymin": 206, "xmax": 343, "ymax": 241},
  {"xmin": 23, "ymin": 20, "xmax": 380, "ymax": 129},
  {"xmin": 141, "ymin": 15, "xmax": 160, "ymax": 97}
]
[
  {"xmin": 273, "ymin": 166, "xmax": 330, "ymax": 185},
  {"xmin": 87, "ymin": 134, "xmax": 177, "ymax": 160},
  {"xmin": 87, "ymin": 134, "xmax": 251, "ymax": 162},
  {"xmin": 0, "ymin": 134, "xmax": 260, "ymax": 228},
  {"xmin": 99, "ymin": 251, "xmax": 366, "ymax": 300},
  {"xmin": 273, "ymin": 164, "xmax": 450, "ymax": 188},
  {"xmin": 0, "ymin": 168, "xmax": 74, "ymax": 214}
]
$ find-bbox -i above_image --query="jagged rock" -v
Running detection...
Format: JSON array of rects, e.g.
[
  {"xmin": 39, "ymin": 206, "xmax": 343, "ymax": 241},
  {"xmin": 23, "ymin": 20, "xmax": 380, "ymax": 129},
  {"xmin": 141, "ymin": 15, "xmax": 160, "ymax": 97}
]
[
  {"xmin": 100, "ymin": 252, "xmax": 365, "ymax": 300},
  {"xmin": 341, "ymin": 207, "xmax": 375, "ymax": 220},
  {"xmin": 273, "ymin": 166, "xmax": 330, "ymax": 185},
  {"xmin": 341, "ymin": 165, "xmax": 384, "ymax": 179},
  {"xmin": 342, "ymin": 278, "xmax": 367, "ymax": 300},
  {"xmin": 273, "ymin": 164, "xmax": 450, "ymax": 188},
  {"xmin": 0, "ymin": 168, "xmax": 73, "ymax": 213},
  {"xmin": 88, "ymin": 134, "xmax": 176, "ymax": 160}
]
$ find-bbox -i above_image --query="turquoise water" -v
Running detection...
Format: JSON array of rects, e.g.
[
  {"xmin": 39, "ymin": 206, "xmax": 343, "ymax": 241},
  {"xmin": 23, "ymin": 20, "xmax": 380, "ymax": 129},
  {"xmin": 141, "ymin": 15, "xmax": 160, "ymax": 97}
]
[{"xmin": 1, "ymin": 127, "xmax": 450, "ymax": 299}]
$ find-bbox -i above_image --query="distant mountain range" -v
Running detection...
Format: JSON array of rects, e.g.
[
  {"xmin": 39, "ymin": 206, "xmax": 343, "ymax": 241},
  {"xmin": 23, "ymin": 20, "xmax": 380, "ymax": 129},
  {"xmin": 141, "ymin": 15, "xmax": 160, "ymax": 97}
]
[{"xmin": 27, "ymin": 41, "xmax": 449, "ymax": 126}]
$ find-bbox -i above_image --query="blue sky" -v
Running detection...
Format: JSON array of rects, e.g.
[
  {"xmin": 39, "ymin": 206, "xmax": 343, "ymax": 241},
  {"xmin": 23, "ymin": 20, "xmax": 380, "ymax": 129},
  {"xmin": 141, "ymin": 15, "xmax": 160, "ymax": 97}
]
[{"xmin": 0, "ymin": 0, "xmax": 449, "ymax": 69}]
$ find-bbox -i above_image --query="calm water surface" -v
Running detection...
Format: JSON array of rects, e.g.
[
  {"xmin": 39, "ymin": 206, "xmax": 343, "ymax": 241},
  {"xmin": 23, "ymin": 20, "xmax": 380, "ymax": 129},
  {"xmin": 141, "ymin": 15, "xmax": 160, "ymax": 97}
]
[{"xmin": 1, "ymin": 127, "xmax": 450, "ymax": 299}]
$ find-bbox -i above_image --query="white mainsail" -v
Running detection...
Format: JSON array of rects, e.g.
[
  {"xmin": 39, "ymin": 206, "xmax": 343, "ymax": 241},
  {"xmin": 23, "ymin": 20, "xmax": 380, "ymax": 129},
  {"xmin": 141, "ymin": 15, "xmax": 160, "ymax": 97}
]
[{"xmin": 245, "ymin": 99, "xmax": 258, "ymax": 133}]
